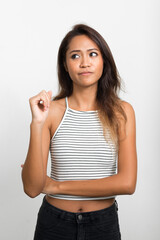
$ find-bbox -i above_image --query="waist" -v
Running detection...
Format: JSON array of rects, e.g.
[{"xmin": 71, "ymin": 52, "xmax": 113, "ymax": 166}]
[{"xmin": 46, "ymin": 195, "xmax": 115, "ymax": 213}]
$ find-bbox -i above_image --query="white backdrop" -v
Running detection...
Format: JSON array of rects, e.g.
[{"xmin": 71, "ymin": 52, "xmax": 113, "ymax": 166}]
[{"xmin": 0, "ymin": 0, "xmax": 160, "ymax": 239}]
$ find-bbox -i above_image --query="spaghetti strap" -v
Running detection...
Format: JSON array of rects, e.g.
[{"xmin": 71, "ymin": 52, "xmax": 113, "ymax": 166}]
[{"xmin": 65, "ymin": 96, "xmax": 68, "ymax": 109}]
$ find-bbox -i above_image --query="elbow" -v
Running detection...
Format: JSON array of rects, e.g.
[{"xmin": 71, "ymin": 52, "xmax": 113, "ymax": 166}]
[
  {"xmin": 23, "ymin": 185, "xmax": 41, "ymax": 198},
  {"xmin": 125, "ymin": 182, "xmax": 136, "ymax": 195},
  {"xmin": 21, "ymin": 173, "xmax": 44, "ymax": 198},
  {"xmin": 23, "ymin": 188, "xmax": 38, "ymax": 198},
  {"xmin": 25, "ymin": 190, "xmax": 39, "ymax": 198},
  {"xmin": 118, "ymin": 173, "xmax": 137, "ymax": 195}
]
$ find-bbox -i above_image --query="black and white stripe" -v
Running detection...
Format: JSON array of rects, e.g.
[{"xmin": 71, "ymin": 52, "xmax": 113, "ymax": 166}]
[{"xmin": 48, "ymin": 97, "xmax": 117, "ymax": 200}]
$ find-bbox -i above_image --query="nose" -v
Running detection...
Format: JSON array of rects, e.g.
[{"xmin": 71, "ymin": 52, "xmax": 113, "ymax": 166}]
[{"xmin": 79, "ymin": 56, "xmax": 91, "ymax": 68}]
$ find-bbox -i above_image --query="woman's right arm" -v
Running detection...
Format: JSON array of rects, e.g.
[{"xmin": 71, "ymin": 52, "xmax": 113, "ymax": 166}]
[{"xmin": 21, "ymin": 90, "xmax": 52, "ymax": 198}]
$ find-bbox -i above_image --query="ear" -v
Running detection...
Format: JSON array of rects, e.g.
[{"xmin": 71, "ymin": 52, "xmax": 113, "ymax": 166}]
[{"xmin": 64, "ymin": 61, "xmax": 68, "ymax": 72}]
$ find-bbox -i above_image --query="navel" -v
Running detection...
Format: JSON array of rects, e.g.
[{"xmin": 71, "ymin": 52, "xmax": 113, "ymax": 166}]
[{"xmin": 77, "ymin": 208, "xmax": 83, "ymax": 212}]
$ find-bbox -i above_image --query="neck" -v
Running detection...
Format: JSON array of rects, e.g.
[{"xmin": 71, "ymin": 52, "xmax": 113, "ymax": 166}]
[{"xmin": 69, "ymin": 86, "xmax": 98, "ymax": 111}]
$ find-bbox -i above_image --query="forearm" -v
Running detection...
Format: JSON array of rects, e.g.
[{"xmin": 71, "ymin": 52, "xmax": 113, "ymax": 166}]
[
  {"xmin": 56, "ymin": 173, "xmax": 136, "ymax": 197},
  {"xmin": 22, "ymin": 122, "xmax": 45, "ymax": 197}
]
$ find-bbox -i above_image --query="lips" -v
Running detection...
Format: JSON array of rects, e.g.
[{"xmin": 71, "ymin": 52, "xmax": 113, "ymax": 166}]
[{"xmin": 78, "ymin": 72, "xmax": 93, "ymax": 75}]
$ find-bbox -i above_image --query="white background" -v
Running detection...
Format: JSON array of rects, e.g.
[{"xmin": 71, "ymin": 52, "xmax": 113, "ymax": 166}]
[{"xmin": 0, "ymin": 0, "xmax": 160, "ymax": 239}]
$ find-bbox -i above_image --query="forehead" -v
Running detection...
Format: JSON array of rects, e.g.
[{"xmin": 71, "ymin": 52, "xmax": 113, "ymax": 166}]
[{"xmin": 67, "ymin": 35, "xmax": 100, "ymax": 51}]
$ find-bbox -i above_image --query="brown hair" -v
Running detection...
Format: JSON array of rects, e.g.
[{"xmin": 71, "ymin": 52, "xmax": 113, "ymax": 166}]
[{"xmin": 53, "ymin": 24, "xmax": 127, "ymax": 150}]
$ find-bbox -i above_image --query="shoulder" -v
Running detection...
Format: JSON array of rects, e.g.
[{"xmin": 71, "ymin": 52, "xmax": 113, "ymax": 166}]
[
  {"xmin": 46, "ymin": 97, "xmax": 66, "ymax": 127},
  {"xmin": 49, "ymin": 97, "xmax": 66, "ymax": 114},
  {"xmin": 120, "ymin": 100, "xmax": 136, "ymax": 122},
  {"xmin": 120, "ymin": 100, "xmax": 135, "ymax": 113},
  {"xmin": 117, "ymin": 100, "xmax": 136, "ymax": 140}
]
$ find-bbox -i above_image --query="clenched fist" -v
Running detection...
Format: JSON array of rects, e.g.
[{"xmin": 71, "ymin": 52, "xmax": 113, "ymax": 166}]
[{"xmin": 29, "ymin": 90, "xmax": 52, "ymax": 125}]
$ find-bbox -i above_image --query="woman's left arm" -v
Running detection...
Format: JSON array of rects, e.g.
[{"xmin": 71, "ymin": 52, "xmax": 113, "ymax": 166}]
[{"xmin": 43, "ymin": 101, "xmax": 137, "ymax": 197}]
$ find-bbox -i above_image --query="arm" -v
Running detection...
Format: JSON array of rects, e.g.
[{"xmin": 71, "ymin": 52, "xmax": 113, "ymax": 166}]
[
  {"xmin": 44, "ymin": 101, "xmax": 137, "ymax": 197},
  {"xmin": 21, "ymin": 90, "xmax": 52, "ymax": 198}
]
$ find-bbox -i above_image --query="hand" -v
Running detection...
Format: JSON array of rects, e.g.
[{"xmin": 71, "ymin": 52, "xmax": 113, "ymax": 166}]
[
  {"xmin": 29, "ymin": 90, "xmax": 52, "ymax": 125},
  {"xmin": 42, "ymin": 176, "xmax": 59, "ymax": 195}
]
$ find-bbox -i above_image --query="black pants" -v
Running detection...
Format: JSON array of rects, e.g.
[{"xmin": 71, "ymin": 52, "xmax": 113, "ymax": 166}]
[{"xmin": 34, "ymin": 196, "xmax": 121, "ymax": 240}]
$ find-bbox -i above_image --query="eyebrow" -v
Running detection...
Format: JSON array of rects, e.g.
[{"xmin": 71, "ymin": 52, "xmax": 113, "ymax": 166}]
[{"xmin": 69, "ymin": 48, "xmax": 99, "ymax": 54}]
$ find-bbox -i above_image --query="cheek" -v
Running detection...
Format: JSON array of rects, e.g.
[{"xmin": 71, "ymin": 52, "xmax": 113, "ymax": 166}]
[
  {"xmin": 96, "ymin": 58, "xmax": 104, "ymax": 74},
  {"xmin": 68, "ymin": 66, "xmax": 76, "ymax": 77},
  {"xmin": 66, "ymin": 62, "xmax": 78, "ymax": 80},
  {"xmin": 67, "ymin": 61, "xmax": 76, "ymax": 72}
]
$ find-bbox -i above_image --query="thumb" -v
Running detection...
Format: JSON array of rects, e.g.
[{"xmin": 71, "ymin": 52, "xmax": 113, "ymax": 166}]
[{"xmin": 47, "ymin": 90, "xmax": 52, "ymax": 100}]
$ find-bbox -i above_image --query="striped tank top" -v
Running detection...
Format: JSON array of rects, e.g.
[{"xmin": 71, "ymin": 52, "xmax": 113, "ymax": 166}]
[{"xmin": 48, "ymin": 96, "xmax": 118, "ymax": 200}]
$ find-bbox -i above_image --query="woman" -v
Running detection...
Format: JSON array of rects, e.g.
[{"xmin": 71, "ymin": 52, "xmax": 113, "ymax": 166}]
[{"xmin": 21, "ymin": 24, "xmax": 137, "ymax": 240}]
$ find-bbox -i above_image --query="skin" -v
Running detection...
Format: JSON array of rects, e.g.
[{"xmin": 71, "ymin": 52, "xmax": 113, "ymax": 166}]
[{"xmin": 21, "ymin": 35, "xmax": 137, "ymax": 213}]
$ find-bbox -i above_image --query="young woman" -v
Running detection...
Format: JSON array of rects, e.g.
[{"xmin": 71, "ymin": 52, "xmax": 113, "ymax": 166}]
[{"xmin": 21, "ymin": 24, "xmax": 137, "ymax": 240}]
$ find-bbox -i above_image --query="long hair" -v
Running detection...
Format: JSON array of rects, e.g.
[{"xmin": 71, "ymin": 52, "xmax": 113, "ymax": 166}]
[{"xmin": 53, "ymin": 24, "xmax": 127, "ymax": 150}]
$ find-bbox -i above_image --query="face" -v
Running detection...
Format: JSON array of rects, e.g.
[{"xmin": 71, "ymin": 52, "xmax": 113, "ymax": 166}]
[{"xmin": 65, "ymin": 35, "xmax": 103, "ymax": 88}]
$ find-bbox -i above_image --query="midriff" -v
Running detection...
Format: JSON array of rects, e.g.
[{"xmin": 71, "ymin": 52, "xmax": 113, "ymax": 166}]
[{"xmin": 46, "ymin": 195, "xmax": 115, "ymax": 213}]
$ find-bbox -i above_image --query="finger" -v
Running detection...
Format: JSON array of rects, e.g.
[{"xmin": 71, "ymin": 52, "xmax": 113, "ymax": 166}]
[
  {"xmin": 45, "ymin": 91, "xmax": 52, "ymax": 107},
  {"xmin": 38, "ymin": 96, "xmax": 48, "ymax": 110},
  {"xmin": 38, "ymin": 92, "xmax": 50, "ymax": 109},
  {"xmin": 47, "ymin": 90, "xmax": 52, "ymax": 100},
  {"xmin": 40, "ymin": 91, "xmax": 51, "ymax": 108},
  {"xmin": 30, "ymin": 90, "xmax": 51, "ymax": 110},
  {"xmin": 41, "ymin": 91, "xmax": 52, "ymax": 109},
  {"xmin": 29, "ymin": 93, "xmax": 48, "ymax": 108}
]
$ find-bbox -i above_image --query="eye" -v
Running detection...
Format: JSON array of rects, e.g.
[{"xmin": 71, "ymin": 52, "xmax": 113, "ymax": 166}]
[
  {"xmin": 89, "ymin": 52, "xmax": 98, "ymax": 57},
  {"xmin": 71, "ymin": 54, "xmax": 80, "ymax": 59}
]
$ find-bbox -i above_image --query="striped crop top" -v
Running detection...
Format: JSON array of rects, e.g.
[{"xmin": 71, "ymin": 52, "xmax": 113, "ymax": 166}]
[{"xmin": 48, "ymin": 96, "xmax": 118, "ymax": 200}]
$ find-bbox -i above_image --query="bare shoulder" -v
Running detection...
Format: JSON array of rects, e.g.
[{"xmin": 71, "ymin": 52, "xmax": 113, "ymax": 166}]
[
  {"xmin": 49, "ymin": 97, "xmax": 66, "ymax": 114},
  {"xmin": 120, "ymin": 100, "xmax": 136, "ymax": 122},
  {"xmin": 117, "ymin": 100, "xmax": 136, "ymax": 140},
  {"xmin": 46, "ymin": 97, "xmax": 66, "ymax": 137},
  {"xmin": 120, "ymin": 100, "xmax": 135, "ymax": 113}
]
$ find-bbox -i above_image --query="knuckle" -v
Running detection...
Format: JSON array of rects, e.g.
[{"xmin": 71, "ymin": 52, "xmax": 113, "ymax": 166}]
[
  {"xmin": 29, "ymin": 97, "xmax": 33, "ymax": 103},
  {"xmin": 41, "ymin": 90, "xmax": 46, "ymax": 94},
  {"xmin": 41, "ymin": 92, "xmax": 47, "ymax": 98}
]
